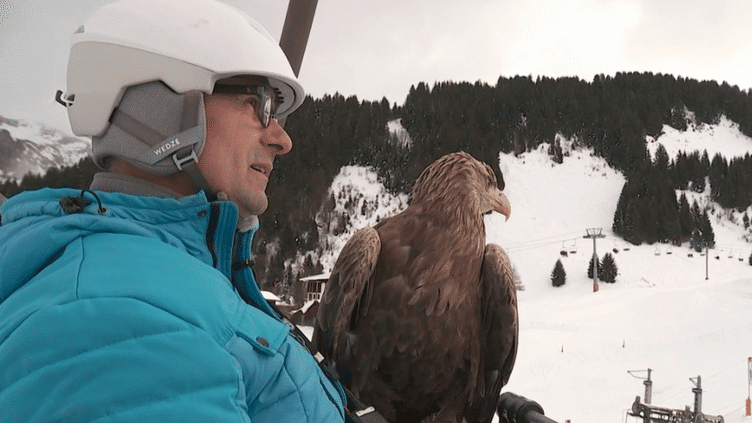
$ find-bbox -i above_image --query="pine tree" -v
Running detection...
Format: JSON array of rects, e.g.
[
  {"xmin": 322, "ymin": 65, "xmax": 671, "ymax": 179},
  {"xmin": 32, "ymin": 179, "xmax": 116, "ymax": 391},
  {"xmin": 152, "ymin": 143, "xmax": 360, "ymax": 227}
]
[
  {"xmin": 548, "ymin": 139, "xmax": 563, "ymax": 164},
  {"xmin": 599, "ymin": 253, "xmax": 618, "ymax": 283},
  {"xmin": 699, "ymin": 210, "xmax": 715, "ymax": 249},
  {"xmin": 653, "ymin": 143, "xmax": 670, "ymax": 174},
  {"xmin": 551, "ymin": 259, "xmax": 566, "ymax": 287},
  {"xmin": 587, "ymin": 255, "xmax": 599, "ymax": 279},
  {"xmin": 677, "ymin": 193, "xmax": 694, "ymax": 242},
  {"xmin": 691, "ymin": 229, "xmax": 704, "ymax": 252},
  {"xmin": 690, "ymin": 200, "xmax": 703, "ymax": 227}
]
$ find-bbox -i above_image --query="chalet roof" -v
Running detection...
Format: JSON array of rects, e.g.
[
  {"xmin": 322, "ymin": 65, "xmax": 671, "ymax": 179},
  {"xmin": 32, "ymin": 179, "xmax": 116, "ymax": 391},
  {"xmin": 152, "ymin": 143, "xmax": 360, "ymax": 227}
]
[
  {"xmin": 261, "ymin": 291, "xmax": 281, "ymax": 302},
  {"xmin": 299, "ymin": 272, "xmax": 330, "ymax": 282}
]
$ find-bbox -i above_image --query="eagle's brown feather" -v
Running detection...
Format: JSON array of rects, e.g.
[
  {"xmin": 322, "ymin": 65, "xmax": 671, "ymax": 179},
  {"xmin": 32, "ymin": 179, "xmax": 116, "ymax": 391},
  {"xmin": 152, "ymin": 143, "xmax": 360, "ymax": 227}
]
[{"xmin": 313, "ymin": 151, "xmax": 518, "ymax": 423}]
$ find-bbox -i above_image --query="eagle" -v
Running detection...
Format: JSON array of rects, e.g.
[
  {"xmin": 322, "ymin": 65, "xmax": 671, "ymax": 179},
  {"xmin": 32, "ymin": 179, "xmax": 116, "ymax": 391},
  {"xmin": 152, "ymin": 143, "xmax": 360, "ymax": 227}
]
[{"xmin": 313, "ymin": 151, "xmax": 518, "ymax": 423}]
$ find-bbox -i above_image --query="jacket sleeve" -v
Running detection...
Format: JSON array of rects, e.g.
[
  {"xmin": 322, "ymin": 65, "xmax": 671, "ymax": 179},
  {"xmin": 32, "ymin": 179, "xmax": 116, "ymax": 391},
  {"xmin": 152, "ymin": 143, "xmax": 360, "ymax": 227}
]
[
  {"xmin": 0, "ymin": 296, "xmax": 252, "ymax": 422},
  {"xmin": 0, "ymin": 235, "xmax": 252, "ymax": 423}
]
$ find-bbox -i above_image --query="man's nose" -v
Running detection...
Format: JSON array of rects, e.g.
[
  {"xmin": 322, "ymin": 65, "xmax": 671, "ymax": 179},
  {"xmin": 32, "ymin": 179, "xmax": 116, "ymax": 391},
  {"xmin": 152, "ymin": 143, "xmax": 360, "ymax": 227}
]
[{"xmin": 262, "ymin": 119, "xmax": 293, "ymax": 155}]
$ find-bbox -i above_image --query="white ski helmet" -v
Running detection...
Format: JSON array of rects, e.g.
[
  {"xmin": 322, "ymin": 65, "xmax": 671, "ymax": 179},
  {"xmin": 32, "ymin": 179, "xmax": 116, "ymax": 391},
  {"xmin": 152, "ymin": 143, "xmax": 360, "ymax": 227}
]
[{"xmin": 59, "ymin": 0, "xmax": 305, "ymax": 179}]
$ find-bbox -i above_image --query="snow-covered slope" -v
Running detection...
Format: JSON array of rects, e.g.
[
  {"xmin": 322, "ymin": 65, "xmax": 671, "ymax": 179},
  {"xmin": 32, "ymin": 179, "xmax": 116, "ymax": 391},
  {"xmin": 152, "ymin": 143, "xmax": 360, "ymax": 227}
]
[
  {"xmin": 647, "ymin": 113, "xmax": 752, "ymax": 161},
  {"xmin": 306, "ymin": 119, "xmax": 752, "ymax": 423},
  {"xmin": 0, "ymin": 115, "xmax": 90, "ymax": 182},
  {"xmin": 311, "ymin": 165, "xmax": 409, "ymax": 274},
  {"xmin": 488, "ymin": 142, "xmax": 752, "ymax": 423}
]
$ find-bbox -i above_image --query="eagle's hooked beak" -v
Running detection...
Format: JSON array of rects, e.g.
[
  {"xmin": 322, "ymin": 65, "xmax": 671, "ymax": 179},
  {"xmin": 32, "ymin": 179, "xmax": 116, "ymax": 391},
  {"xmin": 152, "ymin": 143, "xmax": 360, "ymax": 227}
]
[{"xmin": 495, "ymin": 191, "xmax": 511, "ymax": 222}]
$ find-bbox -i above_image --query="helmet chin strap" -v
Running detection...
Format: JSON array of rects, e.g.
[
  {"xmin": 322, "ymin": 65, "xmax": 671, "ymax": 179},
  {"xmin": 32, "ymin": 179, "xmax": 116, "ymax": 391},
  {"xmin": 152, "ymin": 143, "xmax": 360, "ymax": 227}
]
[
  {"xmin": 170, "ymin": 90, "xmax": 215, "ymax": 199},
  {"xmin": 171, "ymin": 148, "xmax": 215, "ymax": 199}
]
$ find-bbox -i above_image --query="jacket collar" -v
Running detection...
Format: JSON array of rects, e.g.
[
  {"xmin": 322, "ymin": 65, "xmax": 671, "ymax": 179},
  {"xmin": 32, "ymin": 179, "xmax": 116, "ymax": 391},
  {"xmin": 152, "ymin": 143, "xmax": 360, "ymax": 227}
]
[
  {"xmin": 90, "ymin": 172, "xmax": 260, "ymax": 233},
  {"xmin": 89, "ymin": 172, "xmax": 184, "ymax": 198}
]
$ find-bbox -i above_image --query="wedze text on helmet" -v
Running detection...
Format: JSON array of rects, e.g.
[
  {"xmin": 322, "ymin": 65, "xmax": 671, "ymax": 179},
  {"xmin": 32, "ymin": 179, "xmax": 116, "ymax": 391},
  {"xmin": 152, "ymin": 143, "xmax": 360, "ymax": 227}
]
[{"xmin": 154, "ymin": 138, "xmax": 181, "ymax": 156}]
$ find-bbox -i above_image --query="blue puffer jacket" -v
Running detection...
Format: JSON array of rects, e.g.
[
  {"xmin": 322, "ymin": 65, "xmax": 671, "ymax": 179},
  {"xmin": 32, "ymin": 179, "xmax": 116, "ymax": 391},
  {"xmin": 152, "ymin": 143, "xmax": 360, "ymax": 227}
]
[{"xmin": 0, "ymin": 188, "xmax": 345, "ymax": 423}]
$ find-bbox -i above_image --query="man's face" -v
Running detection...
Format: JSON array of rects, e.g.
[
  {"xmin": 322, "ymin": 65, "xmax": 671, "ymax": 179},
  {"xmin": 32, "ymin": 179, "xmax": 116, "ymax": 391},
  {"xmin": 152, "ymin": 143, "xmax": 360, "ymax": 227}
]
[{"xmin": 199, "ymin": 78, "xmax": 292, "ymax": 218}]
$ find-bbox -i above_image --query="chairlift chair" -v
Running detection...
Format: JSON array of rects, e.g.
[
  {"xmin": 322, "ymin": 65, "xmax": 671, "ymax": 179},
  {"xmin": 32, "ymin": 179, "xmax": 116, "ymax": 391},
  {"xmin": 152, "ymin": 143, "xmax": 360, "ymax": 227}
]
[
  {"xmin": 569, "ymin": 240, "xmax": 578, "ymax": 254},
  {"xmin": 560, "ymin": 241, "xmax": 568, "ymax": 257}
]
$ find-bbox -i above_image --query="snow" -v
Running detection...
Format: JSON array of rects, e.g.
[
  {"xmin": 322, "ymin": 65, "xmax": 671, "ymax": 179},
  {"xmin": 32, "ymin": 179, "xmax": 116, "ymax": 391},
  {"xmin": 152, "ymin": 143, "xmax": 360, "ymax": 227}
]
[
  {"xmin": 0, "ymin": 116, "xmax": 90, "ymax": 182},
  {"xmin": 314, "ymin": 165, "xmax": 408, "ymax": 273},
  {"xmin": 0, "ymin": 118, "xmax": 73, "ymax": 147},
  {"xmin": 488, "ymin": 136, "xmax": 752, "ymax": 423},
  {"xmin": 302, "ymin": 120, "xmax": 752, "ymax": 423},
  {"xmin": 387, "ymin": 118, "xmax": 412, "ymax": 147},
  {"xmin": 647, "ymin": 113, "xmax": 752, "ymax": 161}
]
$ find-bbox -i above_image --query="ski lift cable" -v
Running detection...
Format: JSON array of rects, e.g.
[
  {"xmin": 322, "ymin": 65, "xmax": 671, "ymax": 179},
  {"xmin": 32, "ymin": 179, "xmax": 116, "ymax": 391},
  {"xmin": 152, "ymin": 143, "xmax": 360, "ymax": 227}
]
[
  {"xmin": 504, "ymin": 230, "xmax": 586, "ymax": 248},
  {"xmin": 505, "ymin": 237, "xmax": 583, "ymax": 254},
  {"xmin": 716, "ymin": 402, "xmax": 747, "ymax": 418},
  {"xmin": 503, "ymin": 229, "xmax": 621, "ymax": 254},
  {"xmin": 506, "ymin": 238, "xmax": 615, "ymax": 254},
  {"xmin": 654, "ymin": 383, "xmax": 691, "ymax": 404},
  {"xmin": 505, "ymin": 240, "xmax": 572, "ymax": 254},
  {"xmin": 652, "ymin": 358, "xmax": 746, "ymax": 406},
  {"xmin": 504, "ymin": 237, "xmax": 585, "ymax": 253},
  {"xmin": 702, "ymin": 356, "xmax": 748, "ymax": 381},
  {"xmin": 714, "ymin": 242, "xmax": 750, "ymax": 251},
  {"xmin": 504, "ymin": 238, "xmax": 569, "ymax": 250}
]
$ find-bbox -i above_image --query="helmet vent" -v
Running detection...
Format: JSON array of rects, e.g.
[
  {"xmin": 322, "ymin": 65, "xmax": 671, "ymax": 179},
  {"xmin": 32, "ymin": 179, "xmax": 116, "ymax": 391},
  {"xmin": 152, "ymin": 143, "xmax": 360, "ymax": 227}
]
[{"xmin": 273, "ymin": 87, "xmax": 284, "ymax": 105}]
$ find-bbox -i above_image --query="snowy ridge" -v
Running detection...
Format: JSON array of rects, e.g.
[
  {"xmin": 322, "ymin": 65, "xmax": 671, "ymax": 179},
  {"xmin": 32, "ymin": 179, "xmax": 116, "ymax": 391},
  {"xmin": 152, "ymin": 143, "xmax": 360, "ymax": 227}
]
[
  {"xmin": 303, "ymin": 119, "xmax": 752, "ymax": 423},
  {"xmin": 313, "ymin": 165, "xmax": 408, "ymax": 273},
  {"xmin": 285, "ymin": 165, "xmax": 409, "ymax": 279},
  {"xmin": 0, "ymin": 115, "xmax": 90, "ymax": 182},
  {"xmin": 647, "ymin": 113, "xmax": 752, "ymax": 161}
]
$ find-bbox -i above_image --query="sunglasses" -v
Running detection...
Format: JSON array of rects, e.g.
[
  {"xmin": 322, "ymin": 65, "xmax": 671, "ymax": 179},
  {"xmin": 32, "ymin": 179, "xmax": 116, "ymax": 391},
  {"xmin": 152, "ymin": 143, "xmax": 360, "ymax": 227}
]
[{"xmin": 212, "ymin": 83, "xmax": 279, "ymax": 128}]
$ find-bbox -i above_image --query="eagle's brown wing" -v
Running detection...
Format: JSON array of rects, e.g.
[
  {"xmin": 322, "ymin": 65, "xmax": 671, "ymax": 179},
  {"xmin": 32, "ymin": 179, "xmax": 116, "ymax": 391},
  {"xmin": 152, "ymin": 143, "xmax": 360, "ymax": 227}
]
[
  {"xmin": 466, "ymin": 243, "xmax": 519, "ymax": 423},
  {"xmin": 312, "ymin": 227, "xmax": 381, "ymax": 375}
]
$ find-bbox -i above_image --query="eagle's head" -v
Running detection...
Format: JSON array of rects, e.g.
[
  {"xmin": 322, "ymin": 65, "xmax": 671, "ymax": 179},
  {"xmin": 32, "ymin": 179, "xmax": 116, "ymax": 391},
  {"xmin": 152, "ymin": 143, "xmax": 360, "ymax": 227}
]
[{"xmin": 411, "ymin": 151, "xmax": 511, "ymax": 221}]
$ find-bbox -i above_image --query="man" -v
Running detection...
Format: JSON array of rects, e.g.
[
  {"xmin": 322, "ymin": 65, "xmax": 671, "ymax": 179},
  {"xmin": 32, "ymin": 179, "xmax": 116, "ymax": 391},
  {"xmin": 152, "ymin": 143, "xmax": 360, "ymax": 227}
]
[{"xmin": 0, "ymin": 0, "xmax": 346, "ymax": 422}]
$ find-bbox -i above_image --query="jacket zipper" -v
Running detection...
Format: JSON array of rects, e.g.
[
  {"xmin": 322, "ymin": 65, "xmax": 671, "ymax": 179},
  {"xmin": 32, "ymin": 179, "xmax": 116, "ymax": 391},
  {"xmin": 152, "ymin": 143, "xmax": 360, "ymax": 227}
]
[{"xmin": 206, "ymin": 203, "xmax": 221, "ymax": 269}]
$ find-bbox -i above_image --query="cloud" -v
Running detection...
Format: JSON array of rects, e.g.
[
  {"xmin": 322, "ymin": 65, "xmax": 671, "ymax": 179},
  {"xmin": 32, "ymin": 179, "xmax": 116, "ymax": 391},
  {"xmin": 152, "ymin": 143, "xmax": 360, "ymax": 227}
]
[
  {"xmin": 623, "ymin": 0, "xmax": 752, "ymax": 86},
  {"xmin": 1, "ymin": 0, "xmax": 751, "ymax": 132},
  {"xmin": 499, "ymin": 0, "xmax": 643, "ymax": 80},
  {"xmin": 297, "ymin": 0, "xmax": 653, "ymax": 103}
]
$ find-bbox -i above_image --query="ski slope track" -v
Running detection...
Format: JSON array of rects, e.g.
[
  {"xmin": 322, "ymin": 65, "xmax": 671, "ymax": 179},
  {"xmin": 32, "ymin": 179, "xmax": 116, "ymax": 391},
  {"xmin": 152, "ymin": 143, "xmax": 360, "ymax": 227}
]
[{"xmin": 304, "ymin": 119, "xmax": 752, "ymax": 423}]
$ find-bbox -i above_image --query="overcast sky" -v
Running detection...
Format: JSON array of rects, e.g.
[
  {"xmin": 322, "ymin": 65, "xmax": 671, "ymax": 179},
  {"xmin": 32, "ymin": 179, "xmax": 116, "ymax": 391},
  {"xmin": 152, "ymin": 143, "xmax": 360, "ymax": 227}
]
[{"xmin": 1, "ymin": 0, "xmax": 750, "ymax": 134}]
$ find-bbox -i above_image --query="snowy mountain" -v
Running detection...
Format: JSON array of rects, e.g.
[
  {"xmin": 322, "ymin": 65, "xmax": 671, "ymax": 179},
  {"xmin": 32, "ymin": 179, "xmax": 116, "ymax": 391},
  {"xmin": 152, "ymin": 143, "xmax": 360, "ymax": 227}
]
[
  {"xmin": 489, "ymin": 139, "xmax": 752, "ymax": 423},
  {"xmin": 299, "ymin": 117, "xmax": 752, "ymax": 423},
  {"xmin": 0, "ymin": 115, "xmax": 90, "ymax": 183}
]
